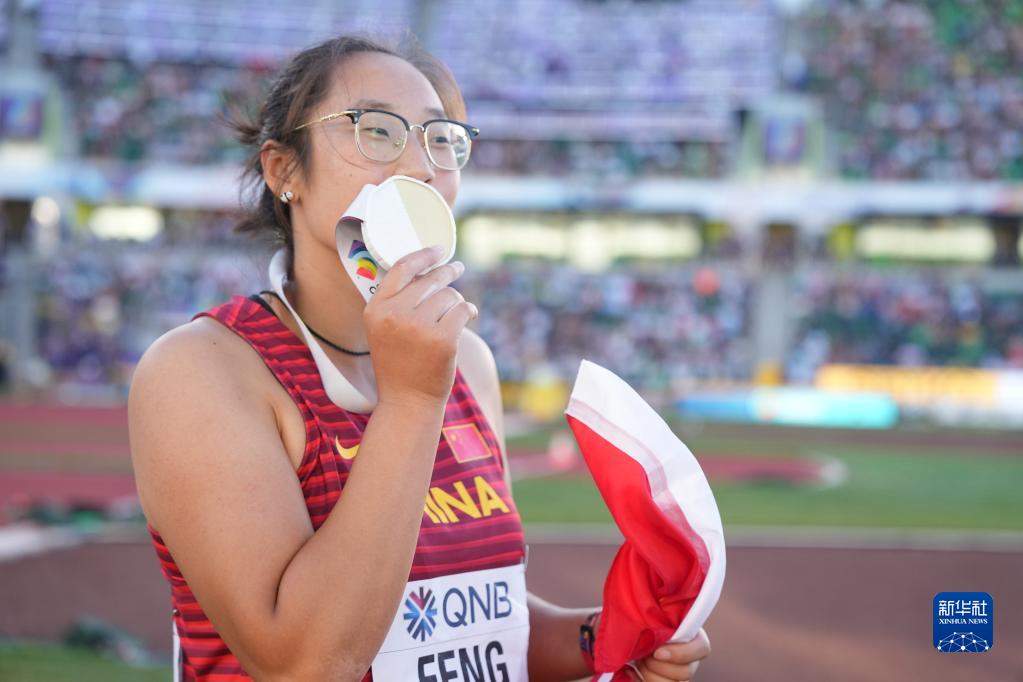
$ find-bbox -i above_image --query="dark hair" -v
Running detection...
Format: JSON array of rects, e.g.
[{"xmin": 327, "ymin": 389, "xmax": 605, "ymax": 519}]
[{"xmin": 227, "ymin": 32, "xmax": 467, "ymax": 278}]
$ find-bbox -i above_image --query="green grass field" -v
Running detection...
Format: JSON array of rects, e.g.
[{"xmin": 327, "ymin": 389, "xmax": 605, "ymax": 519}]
[
  {"xmin": 0, "ymin": 642, "xmax": 167, "ymax": 682},
  {"xmin": 509, "ymin": 420, "xmax": 1023, "ymax": 531},
  {"xmin": 1, "ymin": 412, "xmax": 1020, "ymax": 679}
]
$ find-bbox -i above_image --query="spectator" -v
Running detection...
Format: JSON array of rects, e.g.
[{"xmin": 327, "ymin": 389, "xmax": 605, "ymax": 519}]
[
  {"xmin": 786, "ymin": 269, "xmax": 1023, "ymax": 381},
  {"xmin": 787, "ymin": 0, "xmax": 1023, "ymax": 180}
]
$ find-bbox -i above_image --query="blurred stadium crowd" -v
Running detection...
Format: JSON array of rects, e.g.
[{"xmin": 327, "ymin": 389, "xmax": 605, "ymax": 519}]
[
  {"xmin": 28, "ymin": 225, "xmax": 1023, "ymax": 400},
  {"xmin": 788, "ymin": 0, "xmax": 1023, "ymax": 179},
  {"xmin": 31, "ymin": 237, "xmax": 756, "ymax": 397},
  {"xmin": 785, "ymin": 270, "xmax": 1023, "ymax": 383},
  {"xmin": 36, "ymin": 0, "xmax": 769, "ymax": 176},
  {"xmin": 32, "ymin": 241, "xmax": 260, "ymax": 398},
  {"xmin": 17, "ymin": 0, "xmax": 1020, "ymax": 179},
  {"xmin": 1, "ymin": 0, "xmax": 1022, "ymax": 402}
]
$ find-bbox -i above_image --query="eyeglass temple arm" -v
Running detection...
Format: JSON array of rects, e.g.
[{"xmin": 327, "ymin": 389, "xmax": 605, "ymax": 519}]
[
  {"xmin": 293, "ymin": 111, "xmax": 358, "ymax": 131},
  {"xmin": 294, "ymin": 110, "xmax": 480, "ymax": 137}
]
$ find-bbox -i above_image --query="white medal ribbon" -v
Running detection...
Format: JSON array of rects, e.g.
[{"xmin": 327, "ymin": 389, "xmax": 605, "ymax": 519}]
[
  {"xmin": 269, "ymin": 241, "xmax": 378, "ymax": 413},
  {"xmin": 266, "ymin": 175, "xmax": 456, "ymax": 413}
]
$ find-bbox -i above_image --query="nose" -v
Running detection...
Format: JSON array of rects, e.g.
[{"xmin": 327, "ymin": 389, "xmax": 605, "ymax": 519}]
[{"xmin": 393, "ymin": 125, "xmax": 437, "ymax": 184}]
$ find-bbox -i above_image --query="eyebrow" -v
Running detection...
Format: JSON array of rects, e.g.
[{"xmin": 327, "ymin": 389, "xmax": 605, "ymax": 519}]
[{"xmin": 351, "ymin": 99, "xmax": 448, "ymax": 119}]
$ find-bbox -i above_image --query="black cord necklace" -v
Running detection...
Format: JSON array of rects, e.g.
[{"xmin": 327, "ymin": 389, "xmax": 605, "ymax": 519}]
[{"xmin": 259, "ymin": 290, "xmax": 371, "ymax": 356}]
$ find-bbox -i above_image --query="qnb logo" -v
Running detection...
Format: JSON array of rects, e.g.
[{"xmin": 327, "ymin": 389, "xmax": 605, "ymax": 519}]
[
  {"xmin": 405, "ymin": 581, "xmax": 514, "ymax": 642},
  {"xmin": 442, "ymin": 581, "xmax": 513, "ymax": 629},
  {"xmin": 404, "ymin": 587, "xmax": 438, "ymax": 642}
]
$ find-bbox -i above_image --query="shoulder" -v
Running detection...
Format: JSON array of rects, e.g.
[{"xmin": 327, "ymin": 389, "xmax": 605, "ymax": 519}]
[
  {"xmin": 127, "ymin": 317, "xmax": 278, "ymax": 517},
  {"xmin": 127, "ymin": 317, "xmax": 259, "ymax": 443},
  {"xmin": 130, "ymin": 315, "xmax": 267, "ymax": 401}
]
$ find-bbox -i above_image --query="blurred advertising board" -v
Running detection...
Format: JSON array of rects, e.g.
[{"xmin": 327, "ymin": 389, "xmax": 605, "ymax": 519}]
[
  {"xmin": 676, "ymin": 387, "xmax": 898, "ymax": 429},
  {"xmin": 816, "ymin": 365, "xmax": 1023, "ymax": 428}
]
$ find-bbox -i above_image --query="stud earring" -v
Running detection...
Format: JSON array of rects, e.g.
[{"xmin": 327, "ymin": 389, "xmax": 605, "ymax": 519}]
[{"xmin": 279, "ymin": 190, "xmax": 295, "ymax": 204}]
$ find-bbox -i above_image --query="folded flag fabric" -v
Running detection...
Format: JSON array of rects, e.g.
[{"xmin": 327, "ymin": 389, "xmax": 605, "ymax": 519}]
[{"xmin": 563, "ymin": 360, "xmax": 726, "ymax": 681}]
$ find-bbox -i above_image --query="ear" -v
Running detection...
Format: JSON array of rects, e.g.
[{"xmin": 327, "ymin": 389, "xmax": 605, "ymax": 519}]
[{"xmin": 260, "ymin": 140, "xmax": 303, "ymax": 197}]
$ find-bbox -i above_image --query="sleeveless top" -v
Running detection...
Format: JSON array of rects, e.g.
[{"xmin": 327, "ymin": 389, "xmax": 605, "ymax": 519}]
[{"xmin": 146, "ymin": 293, "xmax": 527, "ymax": 681}]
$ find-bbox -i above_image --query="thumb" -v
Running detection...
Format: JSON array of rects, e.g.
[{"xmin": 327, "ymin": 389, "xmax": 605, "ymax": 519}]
[{"xmin": 623, "ymin": 662, "xmax": 645, "ymax": 681}]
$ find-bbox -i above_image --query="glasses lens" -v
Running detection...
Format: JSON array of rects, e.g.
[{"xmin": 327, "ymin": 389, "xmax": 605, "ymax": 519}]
[
  {"xmin": 425, "ymin": 120, "xmax": 472, "ymax": 170},
  {"xmin": 355, "ymin": 111, "xmax": 408, "ymax": 162}
]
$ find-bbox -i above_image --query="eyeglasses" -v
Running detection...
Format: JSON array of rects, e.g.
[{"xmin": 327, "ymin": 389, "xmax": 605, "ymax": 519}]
[{"xmin": 293, "ymin": 108, "xmax": 480, "ymax": 171}]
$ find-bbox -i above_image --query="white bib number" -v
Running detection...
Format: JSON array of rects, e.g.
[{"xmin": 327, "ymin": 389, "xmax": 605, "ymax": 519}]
[{"xmin": 371, "ymin": 564, "xmax": 529, "ymax": 682}]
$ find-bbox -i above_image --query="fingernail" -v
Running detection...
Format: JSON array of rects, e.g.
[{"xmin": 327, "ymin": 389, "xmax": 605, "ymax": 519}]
[
  {"xmin": 654, "ymin": 648, "xmax": 670, "ymax": 660},
  {"xmin": 452, "ymin": 260, "xmax": 465, "ymax": 274},
  {"xmin": 469, "ymin": 303, "xmax": 479, "ymax": 318}
]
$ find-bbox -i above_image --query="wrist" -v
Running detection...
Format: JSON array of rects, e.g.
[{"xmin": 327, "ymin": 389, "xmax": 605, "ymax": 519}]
[
  {"xmin": 377, "ymin": 390, "xmax": 448, "ymax": 413},
  {"xmin": 579, "ymin": 609, "xmax": 601, "ymax": 674}
]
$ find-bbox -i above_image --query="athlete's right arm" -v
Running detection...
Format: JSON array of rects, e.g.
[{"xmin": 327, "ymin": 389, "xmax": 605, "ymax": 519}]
[{"xmin": 128, "ymin": 245, "xmax": 476, "ymax": 681}]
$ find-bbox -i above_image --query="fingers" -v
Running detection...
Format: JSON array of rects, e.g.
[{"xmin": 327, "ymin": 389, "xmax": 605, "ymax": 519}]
[
  {"xmin": 633, "ymin": 629, "xmax": 711, "ymax": 682},
  {"xmin": 623, "ymin": 663, "xmax": 644, "ymax": 681},
  {"xmin": 369, "ymin": 246, "xmax": 477, "ymax": 340},
  {"xmin": 401, "ymin": 260, "xmax": 466, "ymax": 309},
  {"xmin": 374, "ymin": 244, "xmax": 447, "ymax": 299},
  {"xmin": 654, "ymin": 629, "xmax": 710, "ymax": 665},
  {"xmin": 637, "ymin": 658, "xmax": 699, "ymax": 681},
  {"xmin": 436, "ymin": 298, "xmax": 478, "ymax": 337},
  {"xmin": 416, "ymin": 286, "xmax": 467, "ymax": 324}
]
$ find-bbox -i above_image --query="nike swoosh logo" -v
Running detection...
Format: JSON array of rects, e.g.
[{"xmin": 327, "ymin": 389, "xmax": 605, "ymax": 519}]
[{"xmin": 334, "ymin": 436, "xmax": 360, "ymax": 460}]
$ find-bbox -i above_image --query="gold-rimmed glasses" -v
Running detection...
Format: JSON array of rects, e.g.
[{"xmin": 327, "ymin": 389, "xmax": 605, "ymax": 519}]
[{"xmin": 294, "ymin": 108, "xmax": 480, "ymax": 171}]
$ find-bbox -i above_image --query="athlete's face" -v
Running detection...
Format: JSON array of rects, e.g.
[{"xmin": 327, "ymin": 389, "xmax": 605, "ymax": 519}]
[{"xmin": 276, "ymin": 52, "xmax": 460, "ymax": 254}]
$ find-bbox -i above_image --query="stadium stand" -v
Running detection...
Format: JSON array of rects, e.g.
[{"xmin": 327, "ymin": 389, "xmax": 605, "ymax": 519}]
[
  {"xmin": 36, "ymin": 0, "xmax": 415, "ymax": 62},
  {"xmin": 788, "ymin": 0, "xmax": 1023, "ymax": 179},
  {"xmin": 0, "ymin": 0, "xmax": 8, "ymax": 51},
  {"xmin": 1, "ymin": 0, "xmax": 1021, "ymax": 418},
  {"xmin": 39, "ymin": 0, "xmax": 779, "ymax": 172},
  {"xmin": 785, "ymin": 268, "xmax": 1023, "ymax": 382}
]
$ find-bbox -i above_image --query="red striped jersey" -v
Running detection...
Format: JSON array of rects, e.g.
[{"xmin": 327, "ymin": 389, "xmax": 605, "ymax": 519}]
[{"xmin": 147, "ymin": 293, "xmax": 526, "ymax": 681}]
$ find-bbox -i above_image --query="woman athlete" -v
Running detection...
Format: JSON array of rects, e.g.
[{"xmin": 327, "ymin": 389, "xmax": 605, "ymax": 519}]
[{"xmin": 128, "ymin": 34, "xmax": 711, "ymax": 681}]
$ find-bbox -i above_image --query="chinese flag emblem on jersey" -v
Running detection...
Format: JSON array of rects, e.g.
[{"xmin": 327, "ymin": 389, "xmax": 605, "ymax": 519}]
[{"xmin": 442, "ymin": 422, "xmax": 492, "ymax": 464}]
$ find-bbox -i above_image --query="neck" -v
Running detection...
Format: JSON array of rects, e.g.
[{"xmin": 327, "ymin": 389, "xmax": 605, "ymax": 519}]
[{"xmin": 286, "ymin": 234, "xmax": 370, "ymax": 354}]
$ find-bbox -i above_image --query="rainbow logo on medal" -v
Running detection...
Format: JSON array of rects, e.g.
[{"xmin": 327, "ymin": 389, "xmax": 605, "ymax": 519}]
[{"xmin": 347, "ymin": 239, "xmax": 379, "ymax": 281}]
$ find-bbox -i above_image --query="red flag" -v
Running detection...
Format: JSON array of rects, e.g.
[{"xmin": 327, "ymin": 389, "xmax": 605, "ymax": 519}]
[{"xmin": 564, "ymin": 360, "xmax": 726, "ymax": 680}]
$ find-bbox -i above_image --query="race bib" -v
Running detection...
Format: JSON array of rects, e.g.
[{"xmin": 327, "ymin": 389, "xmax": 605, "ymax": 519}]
[{"xmin": 371, "ymin": 563, "xmax": 529, "ymax": 682}]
